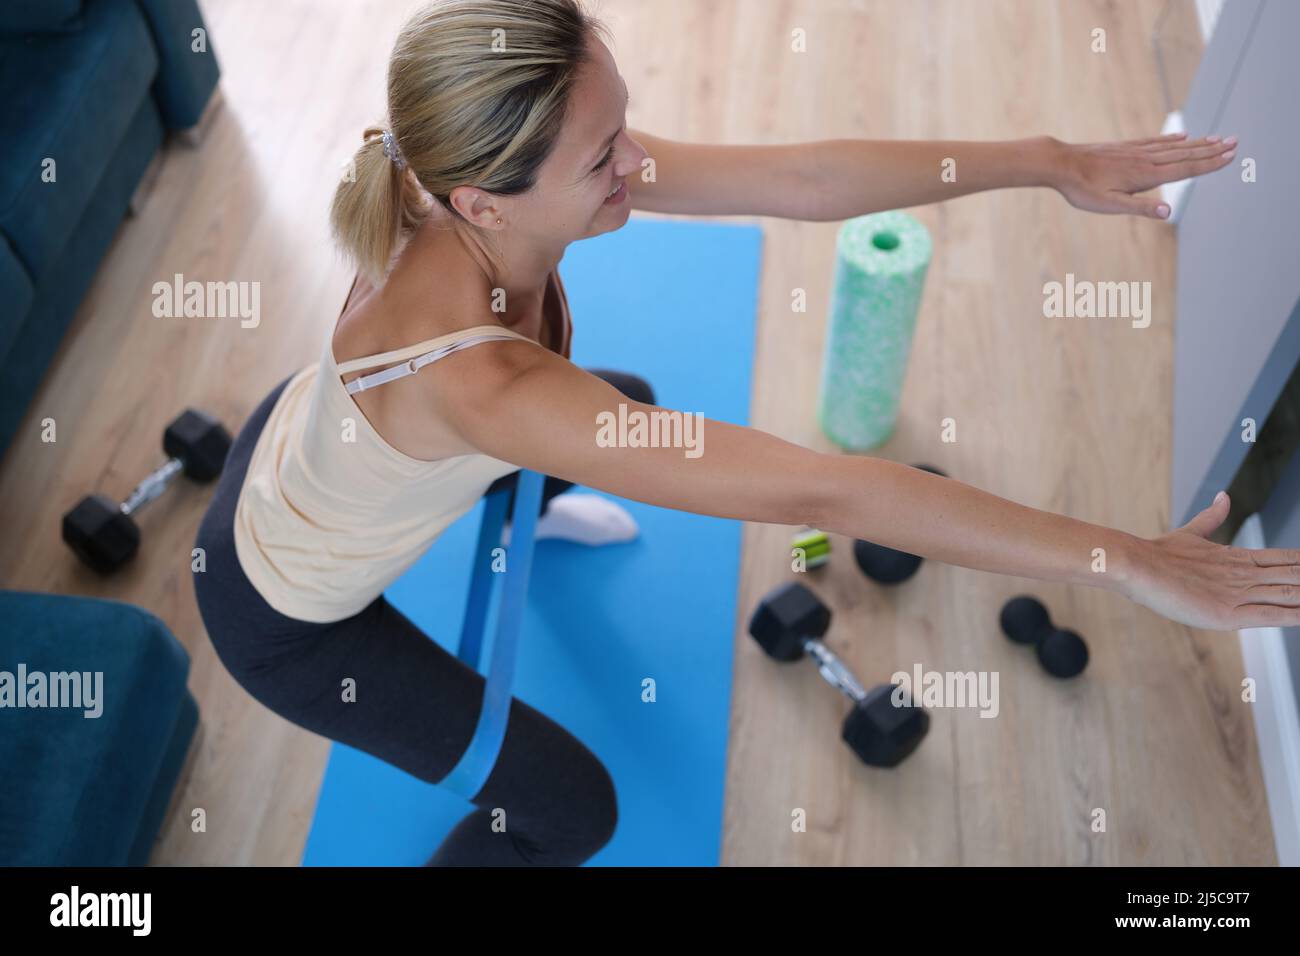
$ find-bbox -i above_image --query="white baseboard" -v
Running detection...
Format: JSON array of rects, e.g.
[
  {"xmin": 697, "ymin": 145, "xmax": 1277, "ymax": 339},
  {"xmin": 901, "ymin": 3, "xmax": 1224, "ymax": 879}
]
[
  {"xmin": 1234, "ymin": 514, "xmax": 1300, "ymax": 866},
  {"xmin": 1160, "ymin": 110, "xmax": 1194, "ymax": 224},
  {"xmin": 1196, "ymin": 0, "xmax": 1226, "ymax": 43}
]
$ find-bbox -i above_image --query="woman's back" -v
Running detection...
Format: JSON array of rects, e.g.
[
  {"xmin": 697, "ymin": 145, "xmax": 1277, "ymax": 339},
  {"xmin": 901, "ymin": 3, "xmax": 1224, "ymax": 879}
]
[
  {"xmin": 230, "ymin": 225, "xmax": 574, "ymax": 624},
  {"xmin": 331, "ymin": 220, "xmax": 572, "ymax": 462}
]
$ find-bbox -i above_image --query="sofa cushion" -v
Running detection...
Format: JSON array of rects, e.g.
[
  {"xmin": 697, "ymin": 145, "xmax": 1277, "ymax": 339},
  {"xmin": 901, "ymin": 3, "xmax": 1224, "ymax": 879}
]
[
  {"xmin": 0, "ymin": 97, "xmax": 163, "ymax": 460},
  {"xmin": 0, "ymin": 590, "xmax": 194, "ymax": 865},
  {"xmin": 0, "ymin": 0, "xmax": 157, "ymax": 280},
  {"xmin": 0, "ymin": 234, "xmax": 34, "ymax": 363},
  {"xmin": 0, "ymin": 0, "xmax": 84, "ymax": 35},
  {"xmin": 135, "ymin": 0, "xmax": 221, "ymax": 128}
]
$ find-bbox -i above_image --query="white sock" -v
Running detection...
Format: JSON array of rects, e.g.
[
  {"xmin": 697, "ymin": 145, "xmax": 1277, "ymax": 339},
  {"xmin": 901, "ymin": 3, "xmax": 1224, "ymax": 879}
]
[{"xmin": 502, "ymin": 493, "xmax": 639, "ymax": 547}]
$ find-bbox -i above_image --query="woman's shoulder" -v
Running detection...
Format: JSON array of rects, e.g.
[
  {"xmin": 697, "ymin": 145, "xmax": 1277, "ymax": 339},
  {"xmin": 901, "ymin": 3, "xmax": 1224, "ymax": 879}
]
[{"xmin": 331, "ymin": 268, "xmax": 491, "ymax": 368}]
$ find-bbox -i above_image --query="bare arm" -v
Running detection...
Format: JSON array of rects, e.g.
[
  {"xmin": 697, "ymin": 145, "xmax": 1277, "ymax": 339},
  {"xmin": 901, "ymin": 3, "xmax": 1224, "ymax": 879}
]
[
  {"xmin": 436, "ymin": 342, "xmax": 1300, "ymax": 632},
  {"xmin": 437, "ymin": 341, "xmax": 824, "ymax": 528},
  {"xmin": 627, "ymin": 128, "xmax": 1237, "ymax": 222},
  {"xmin": 813, "ymin": 457, "xmax": 1300, "ymax": 632}
]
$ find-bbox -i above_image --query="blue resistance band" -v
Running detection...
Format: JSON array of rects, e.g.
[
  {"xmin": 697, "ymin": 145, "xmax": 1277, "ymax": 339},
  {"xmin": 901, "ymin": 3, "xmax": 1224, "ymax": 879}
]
[{"xmin": 440, "ymin": 469, "xmax": 546, "ymax": 800}]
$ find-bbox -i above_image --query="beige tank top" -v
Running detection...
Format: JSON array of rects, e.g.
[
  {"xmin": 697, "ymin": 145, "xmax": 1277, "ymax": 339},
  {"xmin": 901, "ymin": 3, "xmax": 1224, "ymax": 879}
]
[{"xmin": 231, "ymin": 272, "xmax": 573, "ymax": 623}]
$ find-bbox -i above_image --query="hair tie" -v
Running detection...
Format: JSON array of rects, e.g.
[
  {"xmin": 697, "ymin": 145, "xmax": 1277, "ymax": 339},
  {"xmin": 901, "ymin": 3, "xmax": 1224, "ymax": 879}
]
[{"xmin": 381, "ymin": 129, "xmax": 406, "ymax": 169}]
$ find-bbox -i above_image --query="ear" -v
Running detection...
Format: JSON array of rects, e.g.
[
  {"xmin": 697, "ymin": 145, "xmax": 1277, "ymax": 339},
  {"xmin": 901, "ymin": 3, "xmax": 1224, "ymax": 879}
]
[{"xmin": 448, "ymin": 184, "xmax": 505, "ymax": 228}]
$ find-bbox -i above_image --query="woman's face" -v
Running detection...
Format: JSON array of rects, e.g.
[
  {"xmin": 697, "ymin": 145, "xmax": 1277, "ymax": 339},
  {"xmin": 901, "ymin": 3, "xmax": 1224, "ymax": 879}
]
[{"xmin": 506, "ymin": 35, "xmax": 646, "ymax": 243}]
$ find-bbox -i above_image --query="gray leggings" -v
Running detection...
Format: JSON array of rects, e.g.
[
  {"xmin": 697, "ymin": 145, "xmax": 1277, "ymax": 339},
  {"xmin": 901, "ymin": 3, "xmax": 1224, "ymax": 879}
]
[{"xmin": 193, "ymin": 368, "xmax": 654, "ymax": 865}]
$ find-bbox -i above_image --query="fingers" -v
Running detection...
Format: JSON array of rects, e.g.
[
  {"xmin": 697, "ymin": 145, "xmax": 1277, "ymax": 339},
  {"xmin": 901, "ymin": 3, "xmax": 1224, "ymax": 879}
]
[
  {"xmin": 1239, "ymin": 583, "xmax": 1300, "ymax": 607},
  {"xmin": 1142, "ymin": 134, "xmax": 1228, "ymax": 153},
  {"xmin": 1248, "ymin": 546, "xmax": 1300, "ymax": 568},
  {"xmin": 1240, "ymin": 560, "xmax": 1300, "ymax": 588},
  {"xmin": 1095, "ymin": 190, "xmax": 1170, "ymax": 219},
  {"xmin": 1126, "ymin": 133, "xmax": 1231, "ymax": 151},
  {"xmin": 1122, "ymin": 131, "xmax": 1188, "ymax": 147},
  {"xmin": 1148, "ymin": 142, "xmax": 1237, "ymax": 165},
  {"xmin": 1180, "ymin": 491, "xmax": 1230, "ymax": 537},
  {"xmin": 1161, "ymin": 150, "xmax": 1237, "ymax": 183},
  {"xmin": 1232, "ymin": 603, "xmax": 1300, "ymax": 629}
]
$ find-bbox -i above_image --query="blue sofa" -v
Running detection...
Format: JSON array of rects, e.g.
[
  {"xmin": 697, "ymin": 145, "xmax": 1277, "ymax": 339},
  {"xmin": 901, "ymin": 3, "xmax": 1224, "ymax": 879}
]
[
  {"xmin": 0, "ymin": 589, "xmax": 200, "ymax": 865},
  {"xmin": 0, "ymin": 0, "xmax": 220, "ymax": 457}
]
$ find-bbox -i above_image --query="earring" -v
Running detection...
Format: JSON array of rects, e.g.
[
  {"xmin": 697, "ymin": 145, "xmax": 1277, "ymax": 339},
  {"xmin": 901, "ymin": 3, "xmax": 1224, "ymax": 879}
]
[{"xmin": 496, "ymin": 218, "xmax": 502, "ymax": 224}]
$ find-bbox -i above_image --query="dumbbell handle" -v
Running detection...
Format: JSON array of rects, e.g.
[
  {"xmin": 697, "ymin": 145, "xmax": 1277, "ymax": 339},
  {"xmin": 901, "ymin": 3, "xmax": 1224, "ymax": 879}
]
[
  {"xmin": 803, "ymin": 638, "xmax": 868, "ymax": 703},
  {"xmin": 120, "ymin": 458, "xmax": 185, "ymax": 516}
]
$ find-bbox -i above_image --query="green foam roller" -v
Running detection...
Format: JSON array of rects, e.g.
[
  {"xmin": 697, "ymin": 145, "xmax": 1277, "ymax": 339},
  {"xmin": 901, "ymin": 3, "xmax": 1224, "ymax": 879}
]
[{"xmin": 818, "ymin": 210, "xmax": 932, "ymax": 450}]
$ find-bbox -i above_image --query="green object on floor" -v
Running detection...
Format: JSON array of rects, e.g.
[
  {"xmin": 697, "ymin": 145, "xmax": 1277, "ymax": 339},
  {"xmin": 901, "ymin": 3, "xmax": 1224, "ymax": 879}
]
[
  {"xmin": 817, "ymin": 210, "xmax": 932, "ymax": 449},
  {"xmin": 792, "ymin": 528, "xmax": 830, "ymax": 567}
]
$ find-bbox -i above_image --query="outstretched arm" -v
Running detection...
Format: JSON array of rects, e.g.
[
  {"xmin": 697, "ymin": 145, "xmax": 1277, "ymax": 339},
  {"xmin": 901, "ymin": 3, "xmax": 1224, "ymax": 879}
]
[
  {"xmin": 626, "ymin": 128, "xmax": 1236, "ymax": 221},
  {"xmin": 810, "ymin": 456, "xmax": 1298, "ymax": 632},
  {"xmin": 435, "ymin": 341, "xmax": 1300, "ymax": 633}
]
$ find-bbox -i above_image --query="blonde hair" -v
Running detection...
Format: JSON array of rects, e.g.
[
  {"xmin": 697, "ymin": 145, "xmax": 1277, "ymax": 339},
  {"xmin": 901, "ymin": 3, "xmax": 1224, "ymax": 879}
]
[{"xmin": 330, "ymin": 0, "xmax": 611, "ymax": 281}]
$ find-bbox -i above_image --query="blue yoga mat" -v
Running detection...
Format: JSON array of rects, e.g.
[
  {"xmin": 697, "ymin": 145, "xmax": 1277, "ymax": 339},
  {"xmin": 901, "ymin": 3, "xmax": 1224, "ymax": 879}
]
[{"xmin": 302, "ymin": 216, "xmax": 763, "ymax": 866}]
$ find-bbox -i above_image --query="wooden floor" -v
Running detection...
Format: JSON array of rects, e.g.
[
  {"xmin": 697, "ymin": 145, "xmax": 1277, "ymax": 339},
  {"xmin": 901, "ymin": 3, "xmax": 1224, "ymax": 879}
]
[{"xmin": 0, "ymin": 0, "xmax": 1275, "ymax": 865}]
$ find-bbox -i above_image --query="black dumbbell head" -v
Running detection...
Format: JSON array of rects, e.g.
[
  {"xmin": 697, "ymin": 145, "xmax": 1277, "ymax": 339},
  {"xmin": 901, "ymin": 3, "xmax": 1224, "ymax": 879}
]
[
  {"xmin": 62, "ymin": 494, "xmax": 140, "ymax": 573},
  {"xmin": 1038, "ymin": 629, "xmax": 1089, "ymax": 679},
  {"xmin": 164, "ymin": 409, "xmax": 232, "ymax": 482},
  {"xmin": 1000, "ymin": 595, "xmax": 1089, "ymax": 678},
  {"xmin": 842, "ymin": 684, "xmax": 930, "ymax": 767},
  {"xmin": 748, "ymin": 581, "xmax": 830, "ymax": 661},
  {"xmin": 853, "ymin": 540, "xmax": 923, "ymax": 584},
  {"xmin": 999, "ymin": 595, "xmax": 1050, "ymax": 644}
]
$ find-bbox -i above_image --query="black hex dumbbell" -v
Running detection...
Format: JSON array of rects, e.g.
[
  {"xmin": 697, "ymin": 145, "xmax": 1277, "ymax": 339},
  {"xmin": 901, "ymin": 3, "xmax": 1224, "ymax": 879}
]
[
  {"xmin": 62, "ymin": 409, "xmax": 232, "ymax": 573},
  {"xmin": 749, "ymin": 581, "xmax": 930, "ymax": 767},
  {"xmin": 999, "ymin": 596, "xmax": 1089, "ymax": 678},
  {"xmin": 854, "ymin": 463, "xmax": 948, "ymax": 584}
]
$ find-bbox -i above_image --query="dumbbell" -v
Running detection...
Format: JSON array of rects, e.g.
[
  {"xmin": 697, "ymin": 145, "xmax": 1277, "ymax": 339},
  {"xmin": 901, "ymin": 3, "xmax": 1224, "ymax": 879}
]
[
  {"xmin": 854, "ymin": 463, "xmax": 948, "ymax": 584},
  {"xmin": 998, "ymin": 596, "xmax": 1089, "ymax": 678},
  {"xmin": 62, "ymin": 409, "xmax": 232, "ymax": 573},
  {"xmin": 748, "ymin": 581, "xmax": 930, "ymax": 767}
]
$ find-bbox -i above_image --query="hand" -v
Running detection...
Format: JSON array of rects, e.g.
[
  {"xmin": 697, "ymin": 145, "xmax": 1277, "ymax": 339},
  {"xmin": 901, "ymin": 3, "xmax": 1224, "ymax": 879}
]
[
  {"xmin": 1122, "ymin": 491, "xmax": 1300, "ymax": 630},
  {"xmin": 1046, "ymin": 131, "xmax": 1236, "ymax": 220}
]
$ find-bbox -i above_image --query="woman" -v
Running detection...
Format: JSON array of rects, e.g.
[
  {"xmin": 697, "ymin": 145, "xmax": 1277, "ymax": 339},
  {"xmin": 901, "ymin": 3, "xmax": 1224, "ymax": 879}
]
[{"xmin": 194, "ymin": 0, "xmax": 1284, "ymax": 866}]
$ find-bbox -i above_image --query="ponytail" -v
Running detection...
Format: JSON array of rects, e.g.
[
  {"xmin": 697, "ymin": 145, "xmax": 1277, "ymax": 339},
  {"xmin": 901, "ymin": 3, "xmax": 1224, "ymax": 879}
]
[{"xmin": 329, "ymin": 126, "xmax": 430, "ymax": 282}]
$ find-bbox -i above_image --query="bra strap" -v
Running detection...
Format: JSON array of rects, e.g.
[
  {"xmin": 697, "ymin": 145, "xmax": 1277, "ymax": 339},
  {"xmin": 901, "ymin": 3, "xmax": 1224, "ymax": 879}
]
[
  {"xmin": 336, "ymin": 324, "xmax": 532, "ymax": 373},
  {"xmin": 343, "ymin": 332, "xmax": 524, "ymax": 395}
]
